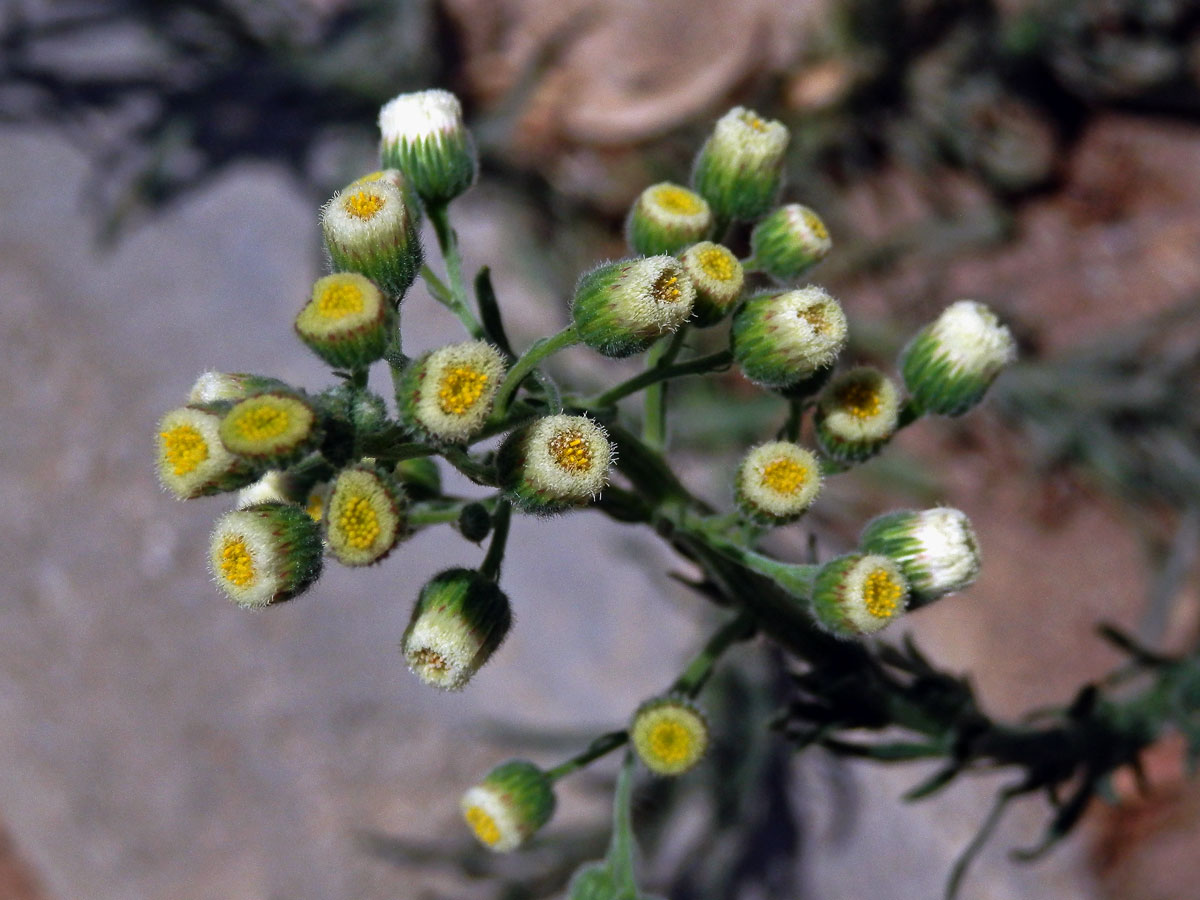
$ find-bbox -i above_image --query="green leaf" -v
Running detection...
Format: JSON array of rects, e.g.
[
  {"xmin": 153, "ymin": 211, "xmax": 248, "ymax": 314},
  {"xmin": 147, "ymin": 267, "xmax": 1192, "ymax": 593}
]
[{"xmin": 474, "ymin": 266, "xmax": 514, "ymax": 357}]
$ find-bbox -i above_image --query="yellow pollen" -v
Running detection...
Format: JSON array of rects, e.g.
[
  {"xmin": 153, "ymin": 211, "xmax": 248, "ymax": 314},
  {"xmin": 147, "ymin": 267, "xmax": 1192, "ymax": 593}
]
[
  {"xmin": 862, "ymin": 569, "xmax": 903, "ymax": 620},
  {"xmin": 306, "ymin": 493, "xmax": 324, "ymax": 522},
  {"xmin": 741, "ymin": 112, "xmax": 768, "ymax": 132},
  {"xmin": 317, "ymin": 282, "xmax": 365, "ymax": 319},
  {"xmin": 652, "ymin": 272, "xmax": 684, "ymax": 304},
  {"xmin": 652, "ymin": 185, "xmax": 703, "ymax": 215},
  {"xmin": 161, "ymin": 424, "xmax": 208, "ymax": 476},
  {"xmin": 219, "ymin": 537, "xmax": 256, "ymax": 587},
  {"xmin": 802, "ymin": 209, "xmax": 829, "ymax": 241},
  {"xmin": 465, "ymin": 806, "xmax": 502, "ymax": 846},
  {"xmin": 336, "ymin": 495, "xmax": 381, "ymax": 550},
  {"xmin": 437, "ymin": 365, "xmax": 489, "ymax": 416},
  {"xmin": 648, "ymin": 721, "xmax": 693, "ymax": 765},
  {"xmin": 797, "ymin": 305, "xmax": 830, "ymax": 334},
  {"xmin": 413, "ymin": 647, "xmax": 448, "ymax": 672},
  {"xmin": 697, "ymin": 247, "xmax": 736, "ymax": 282},
  {"xmin": 548, "ymin": 430, "xmax": 593, "ymax": 473},
  {"xmin": 836, "ymin": 380, "xmax": 882, "ymax": 420},
  {"xmin": 760, "ymin": 457, "xmax": 808, "ymax": 496},
  {"xmin": 230, "ymin": 405, "xmax": 291, "ymax": 441},
  {"xmin": 344, "ymin": 190, "xmax": 385, "ymax": 220}
]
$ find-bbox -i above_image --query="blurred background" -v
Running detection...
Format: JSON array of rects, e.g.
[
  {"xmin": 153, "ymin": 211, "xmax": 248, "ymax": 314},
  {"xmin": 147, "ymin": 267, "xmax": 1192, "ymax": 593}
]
[{"xmin": 2, "ymin": 0, "xmax": 1200, "ymax": 897}]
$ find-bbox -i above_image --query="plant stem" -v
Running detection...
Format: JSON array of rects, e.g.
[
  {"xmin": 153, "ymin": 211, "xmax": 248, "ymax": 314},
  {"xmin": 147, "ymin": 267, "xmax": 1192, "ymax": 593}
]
[
  {"xmin": 492, "ymin": 325, "xmax": 580, "ymax": 416},
  {"xmin": 585, "ymin": 350, "xmax": 733, "ymax": 408},
  {"xmin": 671, "ymin": 612, "xmax": 757, "ymax": 697},
  {"xmin": 439, "ymin": 446, "xmax": 497, "ymax": 486},
  {"xmin": 479, "ymin": 500, "xmax": 511, "ymax": 582},
  {"xmin": 408, "ymin": 497, "xmax": 494, "ymax": 528},
  {"xmin": 426, "ymin": 202, "xmax": 485, "ymax": 338},
  {"xmin": 546, "ymin": 729, "xmax": 629, "ymax": 781},
  {"xmin": 642, "ymin": 328, "xmax": 689, "ymax": 451}
]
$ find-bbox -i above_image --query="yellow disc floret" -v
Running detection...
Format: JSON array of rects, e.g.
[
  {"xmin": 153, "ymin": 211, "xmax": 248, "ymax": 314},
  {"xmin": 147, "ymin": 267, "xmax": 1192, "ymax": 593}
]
[
  {"xmin": 465, "ymin": 806, "xmax": 502, "ymax": 847},
  {"xmin": 760, "ymin": 457, "xmax": 808, "ymax": 497},
  {"xmin": 652, "ymin": 271, "xmax": 685, "ymax": 304},
  {"xmin": 219, "ymin": 537, "xmax": 256, "ymax": 587},
  {"xmin": 697, "ymin": 246, "xmax": 736, "ymax": 282},
  {"xmin": 344, "ymin": 190, "xmax": 385, "ymax": 220},
  {"xmin": 324, "ymin": 466, "xmax": 405, "ymax": 566},
  {"xmin": 836, "ymin": 378, "xmax": 882, "ymax": 420},
  {"xmin": 316, "ymin": 281, "xmax": 365, "ymax": 319},
  {"xmin": 652, "ymin": 184, "xmax": 705, "ymax": 215},
  {"xmin": 862, "ymin": 567, "xmax": 904, "ymax": 620},
  {"xmin": 161, "ymin": 424, "xmax": 209, "ymax": 476},
  {"xmin": 437, "ymin": 365, "xmax": 490, "ymax": 416},
  {"xmin": 736, "ymin": 441, "xmax": 821, "ymax": 522},
  {"xmin": 218, "ymin": 393, "xmax": 316, "ymax": 461},
  {"xmin": 631, "ymin": 697, "xmax": 709, "ymax": 776},
  {"xmin": 547, "ymin": 429, "xmax": 593, "ymax": 473}
]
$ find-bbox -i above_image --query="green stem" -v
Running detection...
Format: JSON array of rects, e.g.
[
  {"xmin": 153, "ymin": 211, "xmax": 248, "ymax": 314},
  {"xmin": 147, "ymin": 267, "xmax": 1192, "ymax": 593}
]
[
  {"xmin": 408, "ymin": 497, "xmax": 495, "ymax": 528},
  {"xmin": 479, "ymin": 500, "xmax": 511, "ymax": 582},
  {"xmin": 670, "ymin": 612, "xmax": 757, "ymax": 697},
  {"xmin": 426, "ymin": 203, "xmax": 485, "ymax": 339},
  {"xmin": 492, "ymin": 325, "xmax": 580, "ymax": 416},
  {"xmin": 584, "ymin": 350, "xmax": 733, "ymax": 408},
  {"xmin": 642, "ymin": 336, "xmax": 675, "ymax": 450},
  {"xmin": 439, "ymin": 446, "xmax": 497, "ymax": 486},
  {"xmin": 545, "ymin": 730, "xmax": 629, "ymax": 781}
]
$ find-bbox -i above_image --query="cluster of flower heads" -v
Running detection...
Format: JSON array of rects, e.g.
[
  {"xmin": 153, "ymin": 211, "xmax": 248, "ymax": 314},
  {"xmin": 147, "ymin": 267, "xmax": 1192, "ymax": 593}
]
[{"xmin": 155, "ymin": 88, "xmax": 1017, "ymax": 864}]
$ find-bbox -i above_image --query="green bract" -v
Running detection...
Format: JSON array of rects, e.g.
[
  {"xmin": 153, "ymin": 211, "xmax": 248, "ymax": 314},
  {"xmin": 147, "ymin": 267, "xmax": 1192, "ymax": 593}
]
[
  {"xmin": 379, "ymin": 88, "xmax": 477, "ymax": 205},
  {"xmin": 731, "ymin": 286, "xmax": 848, "ymax": 388},
  {"xmin": 208, "ymin": 503, "xmax": 324, "ymax": 609},
  {"xmin": 691, "ymin": 106, "xmax": 789, "ymax": 222},
  {"xmin": 572, "ymin": 257, "xmax": 696, "ymax": 358},
  {"xmin": 750, "ymin": 203, "xmax": 832, "ymax": 281},
  {"xmin": 461, "ymin": 759, "xmax": 556, "ymax": 853},
  {"xmin": 321, "ymin": 178, "xmax": 422, "ymax": 301}
]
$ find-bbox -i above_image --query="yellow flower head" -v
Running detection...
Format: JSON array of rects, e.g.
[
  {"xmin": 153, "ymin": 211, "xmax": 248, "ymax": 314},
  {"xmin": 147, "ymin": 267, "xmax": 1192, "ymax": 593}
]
[
  {"xmin": 324, "ymin": 464, "xmax": 407, "ymax": 566},
  {"xmin": 631, "ymin": 696, "xmax": 709, "ymax": 776},
  {"xmin": 156, "ymin": 406, "xmax": 257, "ymax": 500},
  {"xmin": 735, "ymin": 441, "xmax": 822, "ymax": 523},
  {"xmin": 400, "ymin": 340, "xmax": 507, "ymax": 443},
  {"xmin": 208, "ymin": 503, "xmax": 323, "ymax": 609}
]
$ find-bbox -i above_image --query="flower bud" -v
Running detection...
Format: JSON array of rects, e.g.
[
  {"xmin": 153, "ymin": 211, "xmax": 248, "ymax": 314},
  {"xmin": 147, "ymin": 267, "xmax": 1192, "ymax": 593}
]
[
  {"xmin": 859, "ymin": 508, "xmax": 981, "ymax": 607},
  {"xmin": 235, "ymin": 469, "xmax": 307, "ymax": 509},
  {"xmin": 735, "ymin": 441, "xmax": 821, "ymax": 523},
  {"xmin": 678, "ymin": 241, "xmax": 744, "ymax": 327},
  {"xmin": 497, "ymin": 414, "xmax": 613, "ymax": 514},
  {"xmin": 321, "ymin": 178, "xmax": 421, "ymax": 301},
  {"xmin": 324, "ymin": 463, "xmax": 407, "ymax": 566},
  {"xmin": 815, "ymin": 367, "xmax": 902, "ymax": 463},
  {"xmin": 691, "ymin": 106, "xmax": 789, "ymax": 223},
  {"xmin": 156, "ymin": 406, "xmax": 260, "ymax": 499},
  {"xmin": 402, "ymin": 567, "xmax": 512, "ymax": 691},
  {"xmin": 351, "ymin": 168, "xmax": 422, "ymax": 225},
  {"xmin": 379, "ymin": 88, "xmax": 477, "ymax": 205},
  {"xmin": 188, "ymin": 372, "xmax": 288, "ymax": 405},
  {"xmin": 900, "ymin": 300, "xmax": 1016, "ymax": 416},
  {"xmin": 625, "ymin": 182, "xmax": 713, "ymax": 256},
  {"xmin": 218, "ymin": 391, "xmax": 320, "ymax": 467},
  {"xmin": 630, "ymin": 696, "xmax": 709, "ymax": 776},
  {"xmin": 810, "ymin": 553, "xmax": 909, "ymax": 637},
  {"xmin": 396, "ymin": 340, "xmax": 507, "ymax": 443},
  {"xmin": 208, "ymin": 502, "xmax": 323, "ymax": 609},
  {"xmin": 731, "ymin": 287, "xmax": 848, "ymax": 388},
  {"xmin": 457, "ymin": 502, "xmax": 492, "ymax": 543},
  {"xmin": 295, "ymin": 273, "xmax": 393, "ymax": 370},
  {"xmin": 571, "ymin": 257, "xmax": 696, "ymax": 358},
  {"xmin": 460, "ymin": 759, "xmax": 556, "ymax": 852},
  {"xmin": 750, "ymin": 203, "xmax": 832, "ymax": 281}
]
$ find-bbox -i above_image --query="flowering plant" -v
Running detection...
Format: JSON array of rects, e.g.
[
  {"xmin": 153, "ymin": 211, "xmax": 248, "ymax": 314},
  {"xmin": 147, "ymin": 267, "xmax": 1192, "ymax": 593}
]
[{"xmin": 155, "ymin": 88, "xmax": 1196, "ymax": 898}]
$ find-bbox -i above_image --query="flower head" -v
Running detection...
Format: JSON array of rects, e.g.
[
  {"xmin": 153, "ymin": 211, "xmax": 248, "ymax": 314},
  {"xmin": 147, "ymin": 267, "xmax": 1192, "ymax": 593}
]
[
  {"xmin": 678, "ymin": 241, "xmax": 744, "ymax": 327},
  {"xmin": 218, "ymin": 391, "xmax": 320, "ymax": 467},
  {"xmin": 691, "ymin": 106, "xmax": 789, "ymax": 222},
  {"xmin": 625, "ymin": 182, "xmax": 713, "ymax": 256},
  {"xmin": 750, "ymin": 203, "xmax": 832, "ymax": 281},
  {"xmin": 735, "ymin": 441, "xmax": 822, "ymax": 523},
  {"xmin": 397, "ymin": 340, "xmax": 507, "ymax": 443},
  {"xmin": 460, "ymin": 759, "xmax": 556, "ymax": 852},
  {"xmin": 156, "ymin": 406, "xmax": 259, "ymax": 499},
  {"xmin": 208, "ymin": 503, "xmax": 323, "ymax": 609},
  {"xmin": 731, "ymin": 286, "xmax": 848, "ymax": 388},
  {"xmin": 295, "ymin": 273, "xmax": 392, "ymax": 369},
  {"xmin": 402, "ymin": 568, "xmax": 512, "ymax": 691},
  {"xmin": 324, "ymin": 464, "xmax": 407, "ymax": 566},
  {"xmin": 321, "ymin": 178, "xmax": 421, "ymax": 301},
  {"xmin": 187, "ymin": 372, "xmax": 287, "ymax": 405},
  {"xmin": 901, "ymin": 300, "xmax": 1017, "ymax": 416},
  {"xmin": 572, "ymin": 256, "xmax": 696, "ymax": 358},
  {"xmin": 630, "ymin": 696, "xmax": 709, "ymax": 776},
  {"xmin": 815, "ymin": 366, "xmax": 902, "ymax": 463},
  {"xmin": 811, "ymin": 553, "xmax": 909, "ymax": 637},
  {"xmin": 859, "ymin": 507, "xmax": 981, "ymax": 606},
  {"xmin": 379, "ymin": 88, "xmax": 477, "ymax": 204},
  {"xmin": 498, "ymin": 414, "xmax": 614, "ymax": 514}
]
